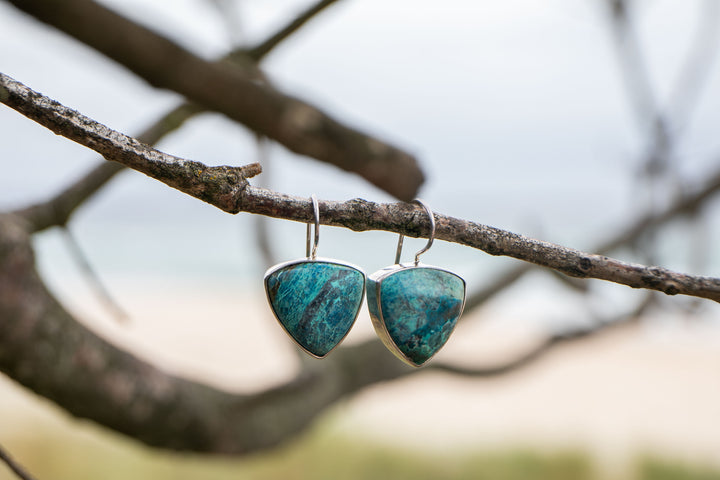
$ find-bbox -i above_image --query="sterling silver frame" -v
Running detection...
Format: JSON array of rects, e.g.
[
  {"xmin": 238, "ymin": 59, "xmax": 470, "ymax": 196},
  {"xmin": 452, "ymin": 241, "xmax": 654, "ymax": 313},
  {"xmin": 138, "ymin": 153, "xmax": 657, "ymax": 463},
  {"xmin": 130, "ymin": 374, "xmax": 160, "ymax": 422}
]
[
  {"xmin": 264, "ymin": 256, "xmax": 366, "ymax": 358},
  {"xmin": 367, "ymin": 261, "xmax": 467, "ymax": 367}
]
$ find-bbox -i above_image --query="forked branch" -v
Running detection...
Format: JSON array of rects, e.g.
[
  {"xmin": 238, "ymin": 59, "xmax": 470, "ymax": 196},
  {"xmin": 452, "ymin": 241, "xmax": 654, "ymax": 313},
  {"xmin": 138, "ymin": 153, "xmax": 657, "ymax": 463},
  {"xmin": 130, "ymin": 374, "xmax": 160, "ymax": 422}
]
[
  {"xmin": 4, "ymin": 0, "xmax": 423, "ymax": 201},
  {"xmin": 12, "ymin": 0, "xmax": 342, "ymax": 232}
]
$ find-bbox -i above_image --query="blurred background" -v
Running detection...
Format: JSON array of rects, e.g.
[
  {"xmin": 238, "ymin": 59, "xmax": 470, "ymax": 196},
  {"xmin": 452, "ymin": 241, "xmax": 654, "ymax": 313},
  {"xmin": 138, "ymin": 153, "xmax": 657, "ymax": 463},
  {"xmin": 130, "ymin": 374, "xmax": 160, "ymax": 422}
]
[{"xmin": 2, "ymin": 0, "xmax": 720, "ymax": 478}]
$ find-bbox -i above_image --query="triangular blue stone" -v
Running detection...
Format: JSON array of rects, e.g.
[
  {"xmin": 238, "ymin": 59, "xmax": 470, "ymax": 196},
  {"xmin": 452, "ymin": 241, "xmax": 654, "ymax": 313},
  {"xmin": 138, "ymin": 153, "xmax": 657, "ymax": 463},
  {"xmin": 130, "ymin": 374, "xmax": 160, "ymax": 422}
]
[
  {"xmin": 265, "ymin": 260, "xmax": 365, "ymax": 357},
  {"xmin": 368, "ymin": 266, "xmax": 465, "ymax": 366}
]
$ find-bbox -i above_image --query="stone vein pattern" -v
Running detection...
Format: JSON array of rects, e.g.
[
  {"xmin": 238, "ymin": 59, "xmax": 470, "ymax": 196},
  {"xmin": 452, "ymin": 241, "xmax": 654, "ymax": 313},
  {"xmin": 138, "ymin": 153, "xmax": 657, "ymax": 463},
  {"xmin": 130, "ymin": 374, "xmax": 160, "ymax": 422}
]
[
  {"xmin": 264, "ymin": 260, "xmax": 365, "ymax": 357},
  {"xmin": 367, "ymin": 265, "xmax": 466, "ymax": 366}
]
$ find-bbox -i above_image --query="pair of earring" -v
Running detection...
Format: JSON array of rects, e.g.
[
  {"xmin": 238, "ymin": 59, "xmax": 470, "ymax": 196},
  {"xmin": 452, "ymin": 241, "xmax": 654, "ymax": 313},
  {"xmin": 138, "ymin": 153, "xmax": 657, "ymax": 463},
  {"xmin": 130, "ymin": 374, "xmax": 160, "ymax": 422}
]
[{"xmin": 263, "ymin": 195, "xmax": 466, "ymax": 367}]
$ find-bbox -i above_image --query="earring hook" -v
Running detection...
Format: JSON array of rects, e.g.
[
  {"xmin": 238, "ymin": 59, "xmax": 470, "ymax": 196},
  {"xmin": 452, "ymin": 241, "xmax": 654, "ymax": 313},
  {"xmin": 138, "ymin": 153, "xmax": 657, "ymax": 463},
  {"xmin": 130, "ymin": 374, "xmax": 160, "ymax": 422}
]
[
  {"xmin": 306, "ymin": 194, "xmax": 320, "ymax": 259},
  {"xmin": 395, "ymin": 198, "xmax": 435, "ymax": 266}
]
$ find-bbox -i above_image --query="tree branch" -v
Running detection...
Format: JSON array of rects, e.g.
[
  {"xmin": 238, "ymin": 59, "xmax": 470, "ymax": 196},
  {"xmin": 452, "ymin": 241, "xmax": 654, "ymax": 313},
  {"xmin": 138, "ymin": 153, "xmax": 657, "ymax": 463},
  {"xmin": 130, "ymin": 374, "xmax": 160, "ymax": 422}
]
[
  {"xmin": 4, "ymin": 0, "xmax": 423, "ymax": 201},
  {"xmin": 14, "ymin": 162, "xmax": 126, "ymax": 232},
  {"xmin": 59, "ymin": 225, "xmax": 128, "ymax": 323},
  {"xmin": 3, "ymin": 72, "xmax": 720, "ymax": 303},
  {"xmin": 606, "ymin": 0, "xmax": 658, "ymax": 131},
  {"xmin": 0, "ymin": 205, "xmax": 662, "ymax": 456},
  {"xmin": 1, "ymin": 72, "xmax": 262, "ymax": 213},
  {"xmin": 0, "ymin": 443, "xmax": 38, "ymax": 480},
  {"xmin": 2, "ymin": 1, "xmax": 714, "ymax": 460},
  {"xmin": 465, "ymin": 158, "xmax": 720, "ymax": 311},
  {"xmin": 666, "ymin": 0, "xmax": 720, "ymax": 128},
  {"xmin": 12, "ymin": 1, "xmax": 340, "ymax": 232},
  {"xmin": 244, "ymin": 0, "xmax": 342, "ymax": 60},
  {"xmin": 431, "ymin": 294, "xmax": 654, "ymax": 377},
  {"xmin": 0, "ymin": 212, "xmax": 413, "ymax": 454}
]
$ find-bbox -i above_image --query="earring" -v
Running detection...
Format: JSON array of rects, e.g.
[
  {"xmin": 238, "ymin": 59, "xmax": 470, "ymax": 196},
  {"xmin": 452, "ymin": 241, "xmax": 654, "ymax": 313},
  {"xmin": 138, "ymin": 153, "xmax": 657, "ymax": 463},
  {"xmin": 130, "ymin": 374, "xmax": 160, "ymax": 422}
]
[
  {"xmin": 264, "ymin": 194, "xmax": 365, "ymax": 358},
  {"xmin": 367, "ymin": 199, "xmax": 466, "ymax": 367}
]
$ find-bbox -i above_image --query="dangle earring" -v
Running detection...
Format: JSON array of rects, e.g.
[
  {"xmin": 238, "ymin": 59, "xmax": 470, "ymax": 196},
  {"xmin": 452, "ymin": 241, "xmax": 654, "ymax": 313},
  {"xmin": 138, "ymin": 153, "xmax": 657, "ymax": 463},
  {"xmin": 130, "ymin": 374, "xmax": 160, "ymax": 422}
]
[
  {"xmin": 367, "ymin": 199, "xmax": 466, "ymax": 367},
  {"xmin": 264, "ymin": 195, "xmax": 366, "ymax": 358}
]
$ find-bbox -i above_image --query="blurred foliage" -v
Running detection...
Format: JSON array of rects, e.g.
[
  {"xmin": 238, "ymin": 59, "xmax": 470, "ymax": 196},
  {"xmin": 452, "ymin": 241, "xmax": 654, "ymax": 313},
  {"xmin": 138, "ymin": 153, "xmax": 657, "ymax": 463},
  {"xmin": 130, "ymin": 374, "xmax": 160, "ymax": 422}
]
[
  {"xmin": 2, "ymin": 419, "xmax": 720, "ymax": 480},
  {"xmin": 637, "ymin": 457, "xmax": 720, "ymax": 480}
]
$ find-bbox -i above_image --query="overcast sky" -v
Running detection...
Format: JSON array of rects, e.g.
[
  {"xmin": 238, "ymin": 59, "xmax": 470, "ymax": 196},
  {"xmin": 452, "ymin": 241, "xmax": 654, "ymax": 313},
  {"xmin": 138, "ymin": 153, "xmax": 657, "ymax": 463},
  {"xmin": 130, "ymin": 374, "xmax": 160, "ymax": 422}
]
[{"xmin": 1, "ymin": 0, "xmax": 719, "ymax": 284}]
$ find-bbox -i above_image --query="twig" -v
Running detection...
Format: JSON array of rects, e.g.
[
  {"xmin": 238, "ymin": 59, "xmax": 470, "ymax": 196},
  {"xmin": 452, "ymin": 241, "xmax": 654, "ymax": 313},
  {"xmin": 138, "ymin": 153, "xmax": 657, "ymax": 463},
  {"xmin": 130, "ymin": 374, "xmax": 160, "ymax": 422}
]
[
  {"xmin": 0, "ymin": 72, "xmax": 262, "ymax": 214},
  {"xmin": 432, "ymin": 293, "xmax": 655, "ymax": 377},
  {"xmin": 60, "ymin": 226, "xmax": 129, "ymax": 323},
  {"xmin": 603, "ymin": 0, "xmax": 719, "ymax": 292},
  {"xmin": 465, "ymin": 158, "xmax": 720, "ymax": 311},
  {"xmin": 208, "ymin": 0, "xmax": 245, "ymax": 47},
  {"xmin": 10, "ymin": 0, "xmax": 342, "ymax": 233},
  {"xmin": 0, "ymin": 212, "xmax": 666, "ymax": 457},
  {"xmin": 245, "ymin": 0, "xmax": 341, "ymax": 60},
  {"xmin": 0, "ymin": 211, "xmax": 413, "ymax": 454},
  {"xmin": 3, "ymin": 72, "xmax": 720, "ymax": 303},
  {"xmin": 606, "ymin": 0, "xmax": 658, "ymax": 131},
  {"xmin": 606, "ymin": 0, "xmax": 719, "ymax": 175},
  {"xmin": 14, "ymin": 161, "xmax": 127, "ymax": 232},
  {"xmin": 0, "ymin": 443, "xmax": 38, "ymax": 480},
  {"xmin": 11, "ymin": 0, "xmax": 350, "ymax": 234},
  {"xmin": 477, "ymin": 1, "xmax": 720, "ymax": 308},
  {"xmin": 666, "ymin": 0, "xmax": 720, "ymax": 132},
  {"xmin": 252, "ymin": 136, "xmax": 278, "ymax": 269},
  {"xmin": 5, "ymin": 0, "xmax": 423, "ymax": 201}
]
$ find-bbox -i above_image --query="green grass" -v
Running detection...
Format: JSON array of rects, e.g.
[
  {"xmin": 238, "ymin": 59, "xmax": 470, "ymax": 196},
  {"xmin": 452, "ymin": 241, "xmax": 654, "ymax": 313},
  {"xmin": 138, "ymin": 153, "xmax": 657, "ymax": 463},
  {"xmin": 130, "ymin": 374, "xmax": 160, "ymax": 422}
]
[
  {"xmin": 1, "ymin": 419, "xmax": 719, "ymax": 480},
  {"xmin": 636, "ymin": 457, "xmax": 720, "ymax": 480}
]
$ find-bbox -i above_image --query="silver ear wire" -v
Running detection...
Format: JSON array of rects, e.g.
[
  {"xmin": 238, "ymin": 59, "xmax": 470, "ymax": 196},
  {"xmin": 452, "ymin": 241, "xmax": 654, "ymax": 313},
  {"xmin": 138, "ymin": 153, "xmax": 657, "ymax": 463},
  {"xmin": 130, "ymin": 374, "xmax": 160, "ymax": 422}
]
[
  {"xmin": 306, "ymin": 194, "xmax": 320, "ymax": 259},
  {"xmin": 394, "ymin": 198, "xmax": 436, "ymax": 266}
]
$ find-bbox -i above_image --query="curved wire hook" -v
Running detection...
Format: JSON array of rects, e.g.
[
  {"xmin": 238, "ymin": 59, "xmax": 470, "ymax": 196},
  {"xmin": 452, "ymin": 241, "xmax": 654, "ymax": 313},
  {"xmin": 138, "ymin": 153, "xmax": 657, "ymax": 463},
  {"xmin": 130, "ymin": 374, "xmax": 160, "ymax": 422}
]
[
  {"xmin": 395, "ymin": 198, "xmax": 435, "ymax": 266},
  {"xmin": 306, "ymin": 194, "xmax": 320, "ymax": 259}
]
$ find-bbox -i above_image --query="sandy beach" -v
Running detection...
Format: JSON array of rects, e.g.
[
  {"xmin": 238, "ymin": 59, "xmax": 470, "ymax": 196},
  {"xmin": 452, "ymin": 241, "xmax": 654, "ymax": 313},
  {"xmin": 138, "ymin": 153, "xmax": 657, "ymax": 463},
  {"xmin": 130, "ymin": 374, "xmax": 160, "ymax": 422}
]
[{"xmin": 2, "ymin": 277, "xmax": 719, "ymax": 471}]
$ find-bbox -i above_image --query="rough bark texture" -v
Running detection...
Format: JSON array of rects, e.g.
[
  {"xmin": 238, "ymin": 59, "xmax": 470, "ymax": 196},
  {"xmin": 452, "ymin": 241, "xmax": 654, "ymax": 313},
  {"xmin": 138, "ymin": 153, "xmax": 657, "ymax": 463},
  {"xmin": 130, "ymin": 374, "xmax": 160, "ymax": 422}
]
[
  {"xmin": 237, "ymin": 189, "xmax": 720, "ymax": 301},
  {"xmin": 1, "ymin": 0, "xmax": 719, "ymax": 459},
  {"xmin": 4, "ymin": 0, "xmax": 424, "ymax": 201},
  {"xmin": 463, "ymin": 164, "xmax": 720, "ymax": 310},
  {"xmin": 3, "ymin": 71, "xmax": 720, "ymax": 303},
  {"xmin": 13, "ymin": 0, "xmax": 342, "ymax": 232},
  {"xmin": 1, "ymin": 72, "xmax": 261, "ymax": 214}
]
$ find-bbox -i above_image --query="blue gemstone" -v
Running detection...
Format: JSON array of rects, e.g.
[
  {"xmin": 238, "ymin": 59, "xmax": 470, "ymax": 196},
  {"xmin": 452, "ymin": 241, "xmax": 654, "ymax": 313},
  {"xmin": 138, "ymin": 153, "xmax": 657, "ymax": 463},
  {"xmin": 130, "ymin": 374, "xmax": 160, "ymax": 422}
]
[
  {"xmin": 265, "ymin": 260, "xmax": 365, "ymax": 357},
  {"xmin": 368, "ymin": 266, "xmax": 465, "ymax": 366}
]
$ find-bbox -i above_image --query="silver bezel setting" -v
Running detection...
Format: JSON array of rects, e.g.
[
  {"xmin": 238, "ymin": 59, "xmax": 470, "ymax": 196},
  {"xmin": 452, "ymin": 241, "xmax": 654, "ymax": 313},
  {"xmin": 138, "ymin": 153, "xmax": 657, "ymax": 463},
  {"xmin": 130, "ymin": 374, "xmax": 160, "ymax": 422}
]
[
  {"xmin": 367, "ymin": 262, "xmax": 467, "ymax": 367},
  {"xmin": 264, "ymin": 257, "xmax": 366, "ymax": 358}
]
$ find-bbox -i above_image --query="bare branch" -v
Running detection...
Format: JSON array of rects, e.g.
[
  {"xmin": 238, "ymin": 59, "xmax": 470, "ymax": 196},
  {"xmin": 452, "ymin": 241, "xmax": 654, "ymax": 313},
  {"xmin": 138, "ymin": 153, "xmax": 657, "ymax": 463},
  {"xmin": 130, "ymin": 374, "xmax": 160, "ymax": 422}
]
[
  {"xmin": 605, "ymin": 0, "xmax": 658, "ymax": 130},
  {"xmin": 252, "ymin": 136, "xmax": 279, "ymax": 269},
  {"xmin": 0, "ymin": 207, "xmax": 659, "ymax": 456},
  {"xmin": 10, "ymin": 0, "xmax": 358, "ymax": 232},
  {"xmin": 432, "ymin": 294, "xmax": 654, "ymax": 377},
  {"xmin": 3, "ymin": 72, "xmax": 720, "ymax": 303},
  {"xmin": 244, "ymin": 0, "xmax": 341, "ymax": 60},
  {"xmin": 0, "ymin": 443, "xmax": 38, "ymax": 480},
  {"xmin": 666, "ymin": 0, "xmax": 720, "ymax": 130},
  {"xmin": 5, "ymin": 0, "xmax": 423, "ymax": 201},
  {"xmin": 15, "ymin": 162, "xmax": 126, "ymax": 232},
  {"xmin": 3, "ymin": 0, "xmax": 714, "ymax": 460},
  {"xmin": 242, "ymin": 189, "xmax": 720, "ymax": 301},
  {"xmin": 60, "ymin": 226, "xmax": 129, "ymax": 323},
  {"xmin": 12, "ymin": 103, "xmax": 212, "ymax": 231},
  {"xmin": 0, "ymin": 212, "xmax": 413, "ymax": 454},
  {"xmin": 1, "ymin": 72, "xmax": 262, "ymax": 214},
  {"xmin": 465, "ymin": 156, "xmax": 720, "ymax": 311},
  {"xmin": 604, "ymin": 0, "xmax": 720, "ymax": 178}
]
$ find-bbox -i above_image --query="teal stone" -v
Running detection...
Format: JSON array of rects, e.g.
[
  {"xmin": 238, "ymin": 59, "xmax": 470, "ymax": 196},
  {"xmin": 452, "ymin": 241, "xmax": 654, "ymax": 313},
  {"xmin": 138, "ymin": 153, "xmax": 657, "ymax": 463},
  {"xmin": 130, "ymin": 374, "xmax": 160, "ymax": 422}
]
[
  {"xmin": 264, "ymin": 260, "xmax": 365, "ymax": 357},
  {"xmin": 368, "ymin": 266, "xmax": 465, "ymax": 366}
]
